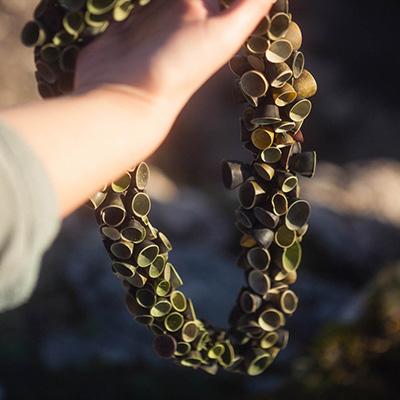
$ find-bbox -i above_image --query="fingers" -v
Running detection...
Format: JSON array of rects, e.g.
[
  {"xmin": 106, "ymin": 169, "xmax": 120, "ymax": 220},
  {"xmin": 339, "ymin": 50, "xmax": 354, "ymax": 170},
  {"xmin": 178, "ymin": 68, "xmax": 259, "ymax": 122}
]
[{"xmin": 211, "ymin": 0, "xmax": 274, "ymax": 52}]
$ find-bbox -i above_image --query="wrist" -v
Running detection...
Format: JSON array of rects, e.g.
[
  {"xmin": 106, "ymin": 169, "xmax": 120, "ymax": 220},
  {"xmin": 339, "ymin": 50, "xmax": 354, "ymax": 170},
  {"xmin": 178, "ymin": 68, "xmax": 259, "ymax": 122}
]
[{"xmin": 74, "ymin": 83, "xmax": 185, "ymax": 132}]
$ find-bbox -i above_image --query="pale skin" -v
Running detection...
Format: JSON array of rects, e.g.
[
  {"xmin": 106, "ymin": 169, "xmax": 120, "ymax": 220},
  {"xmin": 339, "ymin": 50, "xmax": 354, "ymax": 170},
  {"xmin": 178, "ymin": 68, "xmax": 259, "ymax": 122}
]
[{"xmin": 0, "ymin": 0, "xmax": 274, "ymax": 217}]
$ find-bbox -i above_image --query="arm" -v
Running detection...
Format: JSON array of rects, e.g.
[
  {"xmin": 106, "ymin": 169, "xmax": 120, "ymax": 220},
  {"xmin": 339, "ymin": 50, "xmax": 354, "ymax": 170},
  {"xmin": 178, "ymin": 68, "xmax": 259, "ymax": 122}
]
[{"xmin": 0, "ymin": 0, "xmax": 273, "ymax": 217}]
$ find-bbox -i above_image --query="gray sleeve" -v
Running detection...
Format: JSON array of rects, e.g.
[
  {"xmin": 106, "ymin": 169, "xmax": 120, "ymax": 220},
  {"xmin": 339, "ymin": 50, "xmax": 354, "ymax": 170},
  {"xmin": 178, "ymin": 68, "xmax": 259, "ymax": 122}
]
[{"xmin": 0, "ymin": 121, "xmax": 61, "ymax": 312}]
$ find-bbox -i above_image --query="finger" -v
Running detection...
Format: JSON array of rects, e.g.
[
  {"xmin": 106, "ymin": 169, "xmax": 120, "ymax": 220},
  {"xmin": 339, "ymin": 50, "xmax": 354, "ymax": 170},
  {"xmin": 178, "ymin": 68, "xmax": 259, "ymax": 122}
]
[{"xmin": 210, "ymin": 0, "xmax": 274, "ymax": 54}]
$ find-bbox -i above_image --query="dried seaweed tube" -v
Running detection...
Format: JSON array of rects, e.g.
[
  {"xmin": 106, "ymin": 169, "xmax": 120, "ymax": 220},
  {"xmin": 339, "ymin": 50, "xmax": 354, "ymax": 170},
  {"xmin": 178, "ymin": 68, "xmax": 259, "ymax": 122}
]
[{"xmin": 23, "ymin": 0, "xmax": 317, "ymax": 376}]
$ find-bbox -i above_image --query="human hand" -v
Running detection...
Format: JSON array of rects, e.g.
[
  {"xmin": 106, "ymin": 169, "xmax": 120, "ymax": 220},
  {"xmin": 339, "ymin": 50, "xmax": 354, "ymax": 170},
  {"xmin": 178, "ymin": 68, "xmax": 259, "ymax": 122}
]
[
  {"xmin": 75, "ymin": 0, "xmax": 274, "ymax": 111},
  {"xmin": 0, "ymin": 0, "xmax": 274, "ymax": 217}
]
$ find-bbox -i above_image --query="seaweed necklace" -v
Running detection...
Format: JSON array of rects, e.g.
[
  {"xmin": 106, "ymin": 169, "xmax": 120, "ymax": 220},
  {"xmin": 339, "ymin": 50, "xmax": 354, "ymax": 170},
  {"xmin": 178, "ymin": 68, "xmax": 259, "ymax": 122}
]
[{"xmin": 22, "ymin": 0, "xmax": 317, "ymax": 376}]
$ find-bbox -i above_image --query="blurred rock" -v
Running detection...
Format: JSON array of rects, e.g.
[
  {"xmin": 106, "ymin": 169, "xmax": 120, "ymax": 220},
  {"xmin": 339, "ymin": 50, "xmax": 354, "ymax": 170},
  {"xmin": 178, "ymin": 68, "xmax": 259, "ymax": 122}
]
[
  {"xmin": 302, "ymin": 160, "xmax": 400, "ymax": 275},
  {"xmin": 302, "ymin": 159, "xmax": 400, "ymax": 227}
]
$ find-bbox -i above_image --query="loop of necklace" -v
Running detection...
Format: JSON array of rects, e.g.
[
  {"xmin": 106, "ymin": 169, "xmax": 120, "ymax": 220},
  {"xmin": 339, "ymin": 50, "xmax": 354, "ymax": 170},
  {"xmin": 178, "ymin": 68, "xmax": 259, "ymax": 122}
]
[{"xmin": 22, "ymin": 0, "xmax": 317, "ymax": 375}]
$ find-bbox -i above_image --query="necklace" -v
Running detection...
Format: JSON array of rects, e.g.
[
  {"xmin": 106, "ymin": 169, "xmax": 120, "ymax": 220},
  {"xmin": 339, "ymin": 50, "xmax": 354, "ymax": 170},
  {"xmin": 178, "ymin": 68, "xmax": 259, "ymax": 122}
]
[{"xmin": 22, "ymin": 0, "xmax": 317, "ymax": 375}]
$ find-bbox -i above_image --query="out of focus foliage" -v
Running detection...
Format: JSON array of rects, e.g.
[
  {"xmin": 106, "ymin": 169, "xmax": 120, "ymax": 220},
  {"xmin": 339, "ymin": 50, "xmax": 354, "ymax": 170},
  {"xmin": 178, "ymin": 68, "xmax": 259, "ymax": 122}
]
[{"xmin": 265, "ymin": 264, "xmax": 400, "ymax": 400}]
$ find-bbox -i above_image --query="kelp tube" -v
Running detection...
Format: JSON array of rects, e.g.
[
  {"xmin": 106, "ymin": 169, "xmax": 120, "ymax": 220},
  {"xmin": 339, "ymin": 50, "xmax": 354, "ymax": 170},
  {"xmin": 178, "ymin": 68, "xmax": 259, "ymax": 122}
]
[{"xmin": 22, "ymin": 0, "xmax": 317, "ymax": 375}]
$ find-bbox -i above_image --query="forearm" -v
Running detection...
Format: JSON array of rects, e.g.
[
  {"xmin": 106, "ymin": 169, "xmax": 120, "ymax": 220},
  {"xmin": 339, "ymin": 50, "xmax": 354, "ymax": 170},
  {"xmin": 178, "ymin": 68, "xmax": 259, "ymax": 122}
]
[{"xmin": 0, "ymin": 86, "xmax": 180, "ymax": 217}]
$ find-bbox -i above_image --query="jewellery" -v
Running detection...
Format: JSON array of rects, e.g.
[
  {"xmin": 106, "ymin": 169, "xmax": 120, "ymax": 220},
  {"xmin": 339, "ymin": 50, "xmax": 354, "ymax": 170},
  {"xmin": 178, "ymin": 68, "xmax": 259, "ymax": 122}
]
[{"xmin": 22, "ymin": 0, "xmax": 317, "ymax": 375}]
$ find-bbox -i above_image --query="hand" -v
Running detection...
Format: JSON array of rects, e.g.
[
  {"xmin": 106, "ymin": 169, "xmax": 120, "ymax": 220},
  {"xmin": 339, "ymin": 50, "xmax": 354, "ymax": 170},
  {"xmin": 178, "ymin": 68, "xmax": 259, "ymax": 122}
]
[
  {"xmin": 0, "ymin": 0, "xmax": 274, "ymax": 217},
  {"xmin": 76, "ymin": 0, "xmax": 274, "ymax": 110}
]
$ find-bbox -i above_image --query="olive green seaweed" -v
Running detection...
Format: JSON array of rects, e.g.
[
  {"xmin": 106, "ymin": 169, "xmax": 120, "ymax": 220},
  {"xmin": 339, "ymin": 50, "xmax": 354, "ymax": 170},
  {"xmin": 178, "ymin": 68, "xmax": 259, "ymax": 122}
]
[
  {"xmin": 265, "ymin": 62, "xmax": 292, "ymax": 88},
  {"xmin": 271, "ymin": 191, "xmax": 288, "ymax": 216},
  {"xmin": 252, "ymin": 16, "xmax": 270, "ymax": 36},
  {"xmin": 168, "ymin": 263, "xmax": 183, "ymax": 290},
  {"xmin": 245, "ymin": 36, "xmax": 270, "ymax": 55},
  {"xmin": 235, "ymin": 208, "xmax": 256, "ymax": 229},
  {"xmin": 268, "ymin": 12, "xmax": 291, "ymax": 40},
  {"xmin": 293, "ymin": 69, "xmax": 318, "ymax": 98},
  {"xmin": 150, "ymin": 300, "xmax": 172, "ymax": 318},
  {"xmin": 275, "ymin": 133, "xmax": 295, "ymax": 148},
  {"xmin": 25, "ymin": 0, "xmax": 317, "ymax": 376},
  {"xmin": 136, "ymin": 287, "xmax": 156, "ymax": 308},
  {"xmin": 148, "ymin": 321, "xmax": 165, "ymax": 336},
  {"xmin": 100, "ymin": 225, "xmax": 120, "ymax": 240},
  {"xmin": 246, "ymin": 349, "xmax": 272, "ymax": 376},
  {"xmin": 272, "ymin": 82, "xmax": 297, "ymax": 106},
  {"xmin": 99, "ymin": 193, "xmax": 126, "ymax": 227},
  {"xmin": 240, "ymin": 290, "xmax": 263, "ymax": 314},
  {"xmin": 87, "ymin": 0, "xmax": 118, "ymax": 15},
  {"xmin": 251, "ymin": 99, "xmax": 282, "ymax": 125},
  {"xmin": 87, "ymin": 191, "xmax": 107, "ymax": 210},
  {"xmin": 134, "ymin": 311, "xmax": 154, "ymax": 326},
  {"xmin": 149, "ymin": 255, "xmax": 166, "ymax": 278},
  {"xmin": 129, "ymin": 191, "xmax": 151, "ymax": 217},
  {"xmin": 247, "ymin": 55, "xmax": 265, "ymax": 72},
  {"xmin": 258, "ymin": 307, "xmax": 285, "ymax": 332},
  {"xmin": 170, "ymin": 290, "xmax": 187, "ymax": 312},
  {"xmin": 248, "ymin": 270, "xmax": 271, "ymax": 295},
  {"xmin": 153, "ymin": 334, "xmax": 177, "ymax": 359},
  {"xmin": 127, "ymin": 271, "xmax": 147, "ymax": 288},
  {"xmin": 251, "ymin": 127, "xmax": 274, "ymax": 150},
  {"xmin": 135, "ymin": 240, "xmax": 159, "ymax": 267},
  {"xmin": 113, "ymin": 0, "xmax": 135, "ymax": 21},
  {"xmin": 261, "ymin": 146, "xmax": 282, "ymax": 163},
  {"xmin": 287, "ymin": 50, "xmax": 305, "ymax": 79},
  {"xmin": 238, "ymin": 81, "xmax": 259, "ymax": 107},
  {"xmin": 181, "ymin": 321, "xmax": 199, "ymax": 343},
  {"xmin": 260, "ymin": 331, "xmax": 279, "ymax": 349},
  {"xmin": 180, "ymin": 351, "xmax": 203, "ymax": 368},
  {"xmin": 275, "ymin": 225, "xmax": 296, "ymax": 248},
  {"xmin": 274, "ymin": 120, "xmax": 296, "ymax": 133},
  {"xmin": 63, "ymin": 11, "xmax": 85, "ymax": 35},
  {"xmin": 290, "ymin": 151, "xmax": 317, "ymax": 178},
  {"xmin": 266, "ymin": 39, "xmax": 293, "ymax": 63},
  {"xmin": 238, "ymin": 181, "xmax": 268, "ymax": 210},
  {"xmin": 275, "ymin": 171, "xmax": 298, "ymax": 193},
  {"xmin": 283, "ymin": 21, "xmax": 302, "ymax": 51},
  {"xmin": 254, "ymin": 206, "xmax": 280, "ymax": 229},
  {"xmin": 39, "ymin": 44, "xmax": 60, "ymax": 63},
  {"xmin": 271, "ymin": 0, "xmax": 289, "ymax": 14},
  {"xmin": 155, "ymin": 279, "xmax": 170, "ymax": 297},
  {"xmin": 175, "ymin": 341, "xmax": 191, "ymax": 357},
  {"xmin": 237, "ymin": 315, "xmax": 264, "ymax": 339},
  {"xmin": 21, "ymin": 20, "xmax": 46, "ymax": 47},
  {"xmin": 36, "ymin": 60, "xmax": 60, "ymax": 85},
  {"xmin": 276, "ymin": 289, "xmax": 299, "ymax": 314},
  {"xmin": 221, "ymin": 160, "xmax": 252, "ymax": 190},
  {"xmin": 229, "ymin": 55, "xmax": 252, "ymax": 77},
  {"xmin": 133, "ymin": 162, "xmax": 150, "ymax": 190},
  {"xmin": 247, "ymin": 247, "xmax": 271, "ymax": 271},
  {"xmin": 110, "ymin": 239, "xmax": 134, "ymax": 259},
  {"xmin": 250, "ymin": 227, "xmax": 275, "ymax": 249},
  {"xmin": 53, "ymin": 29, "xmax": 78, "ymax": 46},
  {"xmin": 112, "ymin": 261, "xmax": 136, "ymax": 278},
  {"xmin": 120, "ymin": 219, "xmax": 146, "ymax": 243},
  {"xmin": 164, "ymin": 312, "xmax": 184, "ymax": 333},
  {"xmin": 112, "ymin": 171, "xmax": 132, "ymax": 193},
  {"xmin": 285, "ymin": 199, "xmax": 311, "ymax": 231}
]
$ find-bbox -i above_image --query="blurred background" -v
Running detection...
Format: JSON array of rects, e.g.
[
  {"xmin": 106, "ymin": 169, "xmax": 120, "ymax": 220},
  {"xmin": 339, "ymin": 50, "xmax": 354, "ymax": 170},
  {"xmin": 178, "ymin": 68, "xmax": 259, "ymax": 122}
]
[{"xmin": 0, "ymin": 0, "xmax": 400, "ymax": 399}]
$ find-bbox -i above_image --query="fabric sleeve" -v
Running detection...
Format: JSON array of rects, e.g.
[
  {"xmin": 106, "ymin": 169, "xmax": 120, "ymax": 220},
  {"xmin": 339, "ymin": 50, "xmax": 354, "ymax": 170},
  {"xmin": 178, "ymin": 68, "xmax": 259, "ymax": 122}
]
[{"xmin": 0, "ymin": 120, "xmax": 61, "ymax": 312}]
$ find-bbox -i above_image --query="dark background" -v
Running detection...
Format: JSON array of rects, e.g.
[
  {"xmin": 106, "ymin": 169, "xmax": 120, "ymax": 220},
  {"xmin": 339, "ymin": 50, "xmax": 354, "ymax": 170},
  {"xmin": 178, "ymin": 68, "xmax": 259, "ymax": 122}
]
[{"xmin": 0, "ymin": 1, "xmax": 400, "ymax": 399}]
